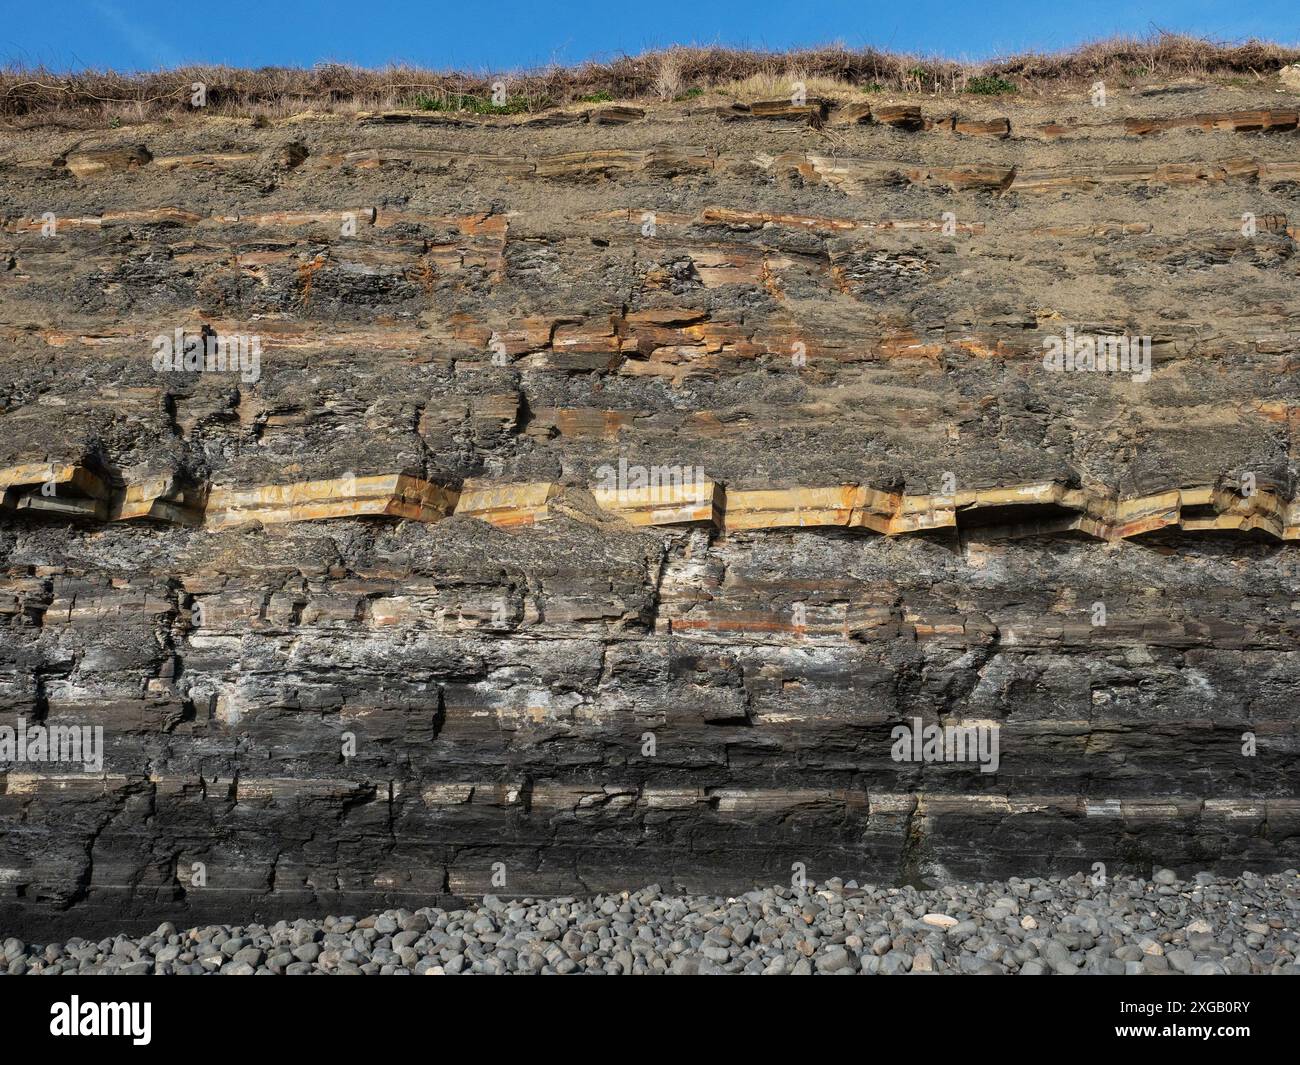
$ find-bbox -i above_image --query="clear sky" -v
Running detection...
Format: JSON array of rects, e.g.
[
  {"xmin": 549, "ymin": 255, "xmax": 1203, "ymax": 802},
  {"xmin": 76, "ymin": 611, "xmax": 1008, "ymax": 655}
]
[{"xmin": 3, "ymin": 0, "xmax": 1298, "ymax": 72}]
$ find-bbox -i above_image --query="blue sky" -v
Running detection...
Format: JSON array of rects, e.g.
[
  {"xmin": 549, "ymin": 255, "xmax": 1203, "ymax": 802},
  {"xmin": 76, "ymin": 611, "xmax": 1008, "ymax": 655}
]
[{"xmin": 4, "ymin": 1, "xmax": 1298, "ymax": 72}]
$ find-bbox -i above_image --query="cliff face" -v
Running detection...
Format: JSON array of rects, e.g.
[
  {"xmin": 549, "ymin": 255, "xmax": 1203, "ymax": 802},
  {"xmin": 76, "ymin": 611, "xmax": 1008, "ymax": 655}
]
[{"xmin": 2, "ymin": 85, "xmax": 1299, "ymax": 934}]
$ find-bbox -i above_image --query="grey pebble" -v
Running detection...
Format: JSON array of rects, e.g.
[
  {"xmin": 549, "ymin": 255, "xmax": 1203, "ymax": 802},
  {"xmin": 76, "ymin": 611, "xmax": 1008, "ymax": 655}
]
[{"xmin": 6, "ymin": 870, "xmax": 1296, "ymax": 976}]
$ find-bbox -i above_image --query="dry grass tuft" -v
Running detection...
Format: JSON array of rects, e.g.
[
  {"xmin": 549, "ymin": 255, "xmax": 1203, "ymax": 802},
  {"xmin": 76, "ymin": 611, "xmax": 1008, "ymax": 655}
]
[
  {"xmin": 2, "ymin": 33, "xmax": 1297, "ymax": 123},
  {"xmin": 652, "ymin": 48, "xmax": 686, "ymax": 101}
]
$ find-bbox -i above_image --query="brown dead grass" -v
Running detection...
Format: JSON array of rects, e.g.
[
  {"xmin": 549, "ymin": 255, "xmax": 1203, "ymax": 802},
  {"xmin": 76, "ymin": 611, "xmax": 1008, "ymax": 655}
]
[{"xmin": 2, "ymin": 33, "xmax": 1298, "ymax": 124}]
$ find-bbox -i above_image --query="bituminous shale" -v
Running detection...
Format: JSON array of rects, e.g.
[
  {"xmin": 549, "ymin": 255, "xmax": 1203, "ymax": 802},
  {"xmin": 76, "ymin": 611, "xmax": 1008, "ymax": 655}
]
[{"xmin": 1, "ymin": 60, "xmax": 1299, "ymax": 969}]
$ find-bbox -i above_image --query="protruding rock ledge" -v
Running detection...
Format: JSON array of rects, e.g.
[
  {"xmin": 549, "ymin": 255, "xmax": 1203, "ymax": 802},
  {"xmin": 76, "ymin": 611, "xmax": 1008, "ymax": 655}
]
[
  {"xmin": 43, "ymin": 136, "xmax": 1300, "ymax": 199},
  {"xmin": 3, "ymin": 463, "xmax": 1295, "ymax": 541},
  {"xmin": 337, "ymin": 103, "xmax": 1300, "ymax": 141},
  {"xmin": 353, "ymin": 105, "xmax": 645, "ymax": 128},
  {"xmin": 62, "ymin": 145, "xmax": 151, "ymax": 178},
  {"xmin": 0, "ymin": 462, "xmax": 204, "ymax": 525},
  {"xmin": 722, "ymin": 481, "xmax": 1300, "ymax": 540},
  {"xmin": 455, "ymin": 481, "xmax": 559, "ymax": 527},
  {"xmin": 205, "ymin": 474, "xmax": 459, "ymax": 529},
  {"xmin": 590, "ymin": 480, "xmax": 722, "ymax": 527}
]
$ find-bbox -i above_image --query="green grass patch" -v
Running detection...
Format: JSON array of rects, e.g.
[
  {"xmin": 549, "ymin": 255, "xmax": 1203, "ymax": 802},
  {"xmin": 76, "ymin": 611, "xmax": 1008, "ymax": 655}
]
[
  {"xmin": 409, "ymin": 92, "xmax": 533, "ymax": 114},
  {"xmin": 965, "ymin": 75, "xmax": 1018, "ymax": 95}
]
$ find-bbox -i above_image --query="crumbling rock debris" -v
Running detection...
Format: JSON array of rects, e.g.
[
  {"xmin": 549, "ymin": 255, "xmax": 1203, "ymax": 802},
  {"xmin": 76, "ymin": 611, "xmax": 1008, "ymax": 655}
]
[{"xmin": 6, "ymin": 871, "xmax": 1296, "ymax": 975}]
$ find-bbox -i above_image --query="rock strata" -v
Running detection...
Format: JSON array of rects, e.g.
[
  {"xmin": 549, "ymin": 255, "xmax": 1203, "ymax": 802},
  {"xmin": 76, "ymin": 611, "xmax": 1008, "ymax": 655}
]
[{"xmin": 2, "ymin": 79, "xmax": 1299, "ymax": 936}]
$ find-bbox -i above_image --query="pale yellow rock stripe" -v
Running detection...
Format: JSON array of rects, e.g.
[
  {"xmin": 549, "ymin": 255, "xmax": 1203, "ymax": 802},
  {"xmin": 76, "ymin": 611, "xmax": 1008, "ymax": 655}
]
[{"xmin": 1, "ymin": 464, "xmax": 1297, "ymax": 540}]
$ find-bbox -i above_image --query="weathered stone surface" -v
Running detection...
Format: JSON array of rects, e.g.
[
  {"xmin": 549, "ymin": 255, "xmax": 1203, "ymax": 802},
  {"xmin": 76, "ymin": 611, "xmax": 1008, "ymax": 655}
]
[
  {"xmin": 955, "ymin": 117, "xmax": 1011, "ymax": 138},
  {"xmin": 205, "ymin": 475, "xmax": 458, "ymax": 528},
  {"xmin": 2, "ymin": 81, "xmax": 1299, "ymax": 936},
  {"xmin": 590, "ymin": 479, "xmax": 721, "ymax": 526},
  {"xmin": 455, "ymin": 481, "xmax": 560, "ymax": 527},
  {"xmin": 873, "ymin": 104, "xmax": 924, "ymax": 130},
  {"xmin": 63, "ymin": 145, "xmax": 151, "ymax": 179},
  {"xmin": 746, "ymin": 99, "xmax": 829, "ymax": 126},
  {"xmin": 1124, "ymin": 110, "xmax": 1298, "ymax": 135}
]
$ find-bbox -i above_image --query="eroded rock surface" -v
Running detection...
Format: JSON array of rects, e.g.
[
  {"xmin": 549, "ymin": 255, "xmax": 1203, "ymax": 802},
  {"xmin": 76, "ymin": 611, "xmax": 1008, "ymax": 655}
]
[{"xmin": 2, "ymin": 83, "xmax": 1299, "ymax": 935}]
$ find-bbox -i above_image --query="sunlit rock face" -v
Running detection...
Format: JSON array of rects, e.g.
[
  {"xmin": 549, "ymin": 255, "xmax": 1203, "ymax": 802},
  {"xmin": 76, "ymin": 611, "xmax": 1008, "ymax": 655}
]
[{"xmin": 1, "ymin": 86, "xmax": 1298, "ymax": 934}]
